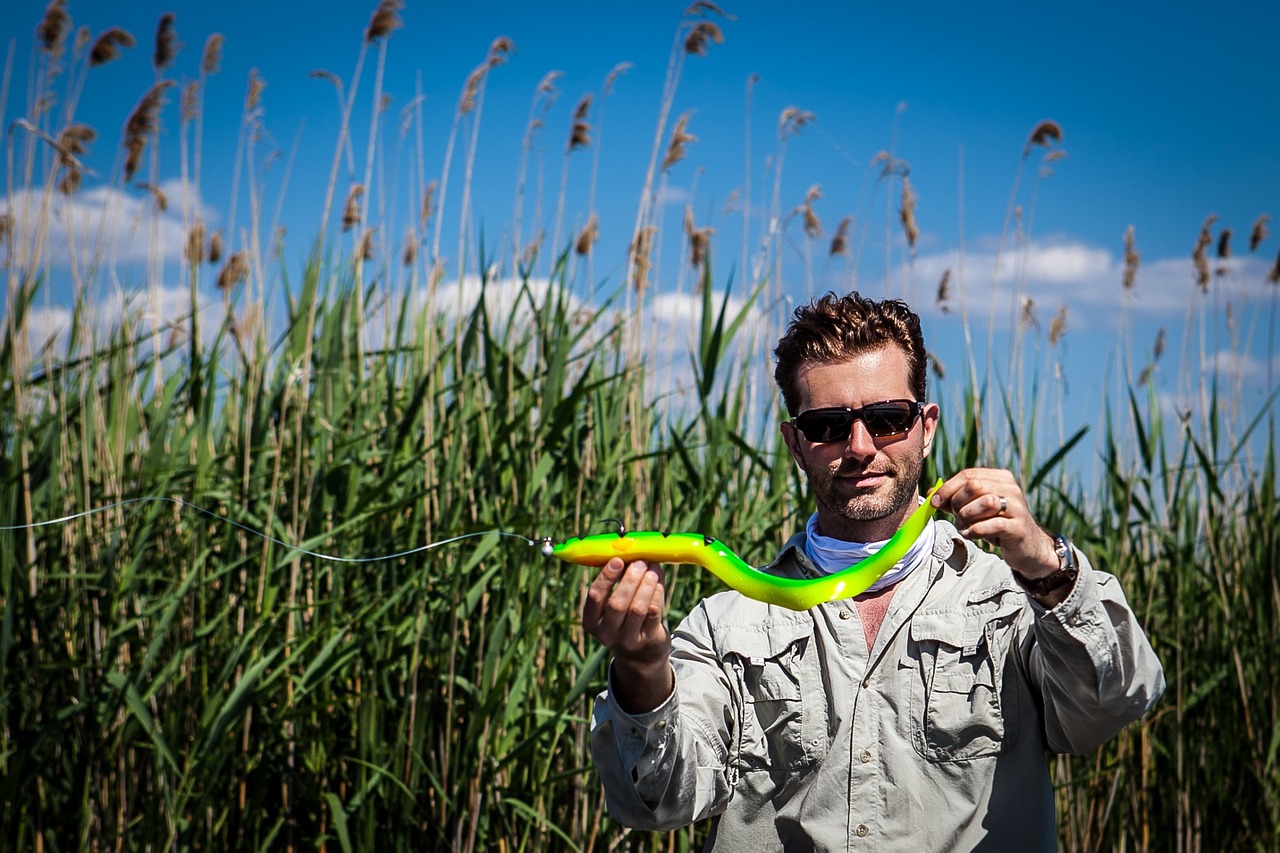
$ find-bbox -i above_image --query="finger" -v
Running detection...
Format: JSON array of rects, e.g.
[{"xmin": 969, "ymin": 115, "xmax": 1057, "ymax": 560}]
[
  {"xmin": 619, "ymin": 564, "xmax": 666, "ymax": 647},
  {"xmin": 582, "ymin": 557, "xmax": 626, "ymax": 627},
  {"xmin": 593, "ymin": 559, "xmax": 658, "ymax": 641}
]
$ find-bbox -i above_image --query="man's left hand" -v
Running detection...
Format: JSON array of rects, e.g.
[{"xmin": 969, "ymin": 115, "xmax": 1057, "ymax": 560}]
[{"xmin": 931, "ymin": 468, "xmax": 1059, "ymax": 580}]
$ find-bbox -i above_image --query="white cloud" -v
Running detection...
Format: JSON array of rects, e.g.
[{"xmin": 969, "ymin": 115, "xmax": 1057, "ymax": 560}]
[
  {"xmin": 21, "ymin": 285, "xmax": 226, "ymax": 357},
  {"xmin": 902, "ymin": 237, "xmax": 1277, "ymax": 328},
  {"xmin": 1, "ymin": 180, "xmax": 216, "ymax": 269}
]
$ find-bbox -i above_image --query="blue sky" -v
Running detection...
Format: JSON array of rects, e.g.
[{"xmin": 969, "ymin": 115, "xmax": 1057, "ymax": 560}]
[{"xmin": 3, "ymin": 0, "xmax": 1278, "ymax": 481}]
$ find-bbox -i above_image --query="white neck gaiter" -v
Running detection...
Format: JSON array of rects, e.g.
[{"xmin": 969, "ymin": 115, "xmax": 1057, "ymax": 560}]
[{"xmin": 803, "ymin": 501, "xmax": 936, "ymax": 595}]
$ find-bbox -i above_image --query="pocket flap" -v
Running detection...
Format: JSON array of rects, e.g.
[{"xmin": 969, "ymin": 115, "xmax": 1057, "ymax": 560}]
[{"xmin": 910, "ymin": 612, "xmax": 986, "ymax": 656}]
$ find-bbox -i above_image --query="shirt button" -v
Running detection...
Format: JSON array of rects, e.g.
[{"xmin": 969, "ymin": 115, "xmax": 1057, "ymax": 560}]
[
  {"xmin": 862, "ymin": 677, "xmax": 871, "ymax": 688},
  {"xmin": 859, "ymin": 749, "xmax": 871, "ymax": 763},
  {"xmin": 839, "ymin": 609, "xmax": 851, "ymax": 620},
  {"xmin": 655, "ymin": 720, "xmax": 667, "ymax": 729},
  {"xmin": 856, "ymin": 824, "xmax": 869, "ymax": 837}
]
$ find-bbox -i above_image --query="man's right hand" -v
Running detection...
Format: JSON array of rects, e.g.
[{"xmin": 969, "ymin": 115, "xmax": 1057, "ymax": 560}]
[{"xmin": 582, "ymin": 557, "xmax": 674, "ymax": 714}]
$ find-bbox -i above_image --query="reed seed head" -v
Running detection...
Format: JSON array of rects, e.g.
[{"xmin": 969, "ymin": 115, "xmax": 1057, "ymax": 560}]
[
  {"xmin": 421, "ymin": 181, "xmax": 437, "ymax": 230},
  {"xmin": 575, "ymin": 213, "xmax": 599, "ymax": 256},
  {"xmin": 139, "ymin": 182, "xmax": 168, "ymax": 212},
  {"xmin": 1020, "ymin": 297, "xmax": 1038, "ymax": 330},
  {"xmin": 342, "ymin": 185, "xmax": 364, "ymax": 232},
  {"xmin": 89, "ymin": 27, "xmax": 135, "ymax": 66},
  {"xmin": 365, "ymin": 0, "xmax": 404, "ymax": 43},
  {"xmin": 779, "ymin": 107, "xmax": 815, "ymax": 140},
  {"xmin": 1153, "ymin": 327, "xmax": 1166, "ymax": 360},
  {"xmin": 936, "ymin": 268, "xmax": 951, "ymax": 312},
  {"xmin": 1049, "ymin": 305, "xmax": 1068, "ymax": 345},
  {"xmin": 185, "ymin": 221, "xmax": 206, "ymax": 265},
  {"xmin": 36, "ymin": 0, "xmax": 70, "ymax": 54},
  {"xmin": 928, "ymin": 351, "xmax": 946, "ymax": 380},
  {"xmin": 1192, "ymin": 215, "xmax": 1215, "ymax": 292},
  {"xmin": 402, "ymin": 228, "xmax": 417, "ymax": 266},
  {"xmin": 1123, "ymin": 225, "xmax": 1140, "ymax": 290},
  {"xmin": 568, "ymin": 94, "xmax": 592, "ymax": 152},
  {"xmin": 153, "ymin": 13, "xmax": 179, "ymax": 72},
  {"xmin": 487, "ymin": 36, "xmax": 515, "ymax": 67},
  {"xmin": 458, "ymin": 63, "xmax": 489, "ymax": 115},
  {"xmin": 662, "ymin": 112, "xmax": 697, "ymax": 170},
  {"xmin": 122, "ymin": 81, "xmax": 174, "ymax": 182},
  {"xmin": 1269, "ymin": 247, "xmax": 1280, "ymax": 284},
  {"xmin": 209, "ymin": 230, "xmax": 223, "ymax": 264},
  {"xmin": 201, "ymin": 33, "xmax": 224, "ymax": 75},
  {"xmin": 1249, "ymin": 214, "xmax": 1269, "ymax": 252},
  {"xmin": 899, "ymin": 176, "xmax": 918, "ymax": 250},
  {"xmin": 630, "ymin": 226, "xmax": 656, "ymax": 295},
  {"xmin": 217, "ymin": 250, "xmax": 249, "ymax": 292},
  {"xmin": 684, "ymin": 207, "xmax": 714, "ymax": 268},
  {"xmin": 359, "ymin": 228, "xmax": 376, "ymax": 261},
  {"xmin": 830, "ymin": 216, "xmax": 852, "ymax": 257},
  {"xmin": 604, "ymin": 62, "xmax": 632, "ymax": 95},
  {"xmin": 1216, "ymin": 227, "xmax": 1232, "ymax": 260},
  {"xmin": 799, "ymin": 185, "xmax": 822, "ymax": 239},
  {"xmin": 684, "ymin": 1, "xmax": 729, "ymax": 17},
  {"xmin": 1023, "ymin": 119, "xmax": 1063, "ymax": 157},
  {"xmin": 245, "ymin": 68, "xmax": 265, "ymax": 111},
  {"xmin": 684, "ymin": 21, "xmax": 724, "ymax": 56}
]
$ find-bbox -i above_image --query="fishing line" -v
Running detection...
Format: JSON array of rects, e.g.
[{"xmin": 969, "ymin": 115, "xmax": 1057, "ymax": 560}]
[{"xmin": 0, "ymin": 497, "xmax": 539, "ymax": 562}]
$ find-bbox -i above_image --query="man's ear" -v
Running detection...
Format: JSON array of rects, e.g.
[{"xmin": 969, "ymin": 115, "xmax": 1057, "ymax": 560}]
[
  {"xmin": 920, "ymin": 402, "xmax": 940, "ymax": 459},
  {"xmin": 780, "ymin": 421, "xmax": 806, "ymax": 470}
]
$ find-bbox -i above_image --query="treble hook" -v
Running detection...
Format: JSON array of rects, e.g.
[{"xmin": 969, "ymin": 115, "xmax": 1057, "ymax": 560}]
[{"xmin": 598, "ymin": 517, "xmax": 627, "ymax": 538}]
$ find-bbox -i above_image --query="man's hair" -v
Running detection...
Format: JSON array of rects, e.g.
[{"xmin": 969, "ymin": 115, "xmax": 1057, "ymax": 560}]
[{"xmin": 773, "ymin": 291, "xmax": 928, "ymax": 416}]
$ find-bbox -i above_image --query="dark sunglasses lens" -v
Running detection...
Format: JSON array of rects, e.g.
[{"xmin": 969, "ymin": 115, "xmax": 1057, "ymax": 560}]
[
  {"xmin": 796, "ymin": 410, "xmax": 854, "ymax": 442},
  {"xmin": 862, "ymin": 403, "xmax": 916, "ymax": 436}
]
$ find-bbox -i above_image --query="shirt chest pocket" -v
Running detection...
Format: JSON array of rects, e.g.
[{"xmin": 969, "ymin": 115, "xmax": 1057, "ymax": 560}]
[
  {"xmin": 906, "ymin": 602, "xmax": 1021, "ymax": 762},
  {"xmin": 721, "ymin": 622, "xmax": 825, "ymax": 773}
]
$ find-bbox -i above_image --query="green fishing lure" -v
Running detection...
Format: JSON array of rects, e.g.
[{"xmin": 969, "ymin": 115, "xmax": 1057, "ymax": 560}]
[{"xmin": 551, "ymin": 479, "xmax": 943, "ymax": 611}]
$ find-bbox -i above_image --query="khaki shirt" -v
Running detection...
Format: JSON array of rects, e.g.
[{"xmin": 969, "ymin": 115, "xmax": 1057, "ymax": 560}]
[{"xmin": 590, "ymin": 520, "xmax": 1164, "ymax": 851}]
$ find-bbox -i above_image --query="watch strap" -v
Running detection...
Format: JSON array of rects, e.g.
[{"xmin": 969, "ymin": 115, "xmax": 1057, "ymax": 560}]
[{"xmin": 1014, "ymin": 535, "xmax": 1079, "ymax": 596}]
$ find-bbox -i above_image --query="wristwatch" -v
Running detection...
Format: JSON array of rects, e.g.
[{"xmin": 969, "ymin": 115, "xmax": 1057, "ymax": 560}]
[{"xmin": 1014, "ymin": 535, "xmax": 1079, "ymax": 596}]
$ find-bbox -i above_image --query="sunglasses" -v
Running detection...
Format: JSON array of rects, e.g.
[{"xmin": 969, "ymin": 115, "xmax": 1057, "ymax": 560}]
[{"xmin": 791, "ymin": 399, "xmax": 924, "ymax": 442}]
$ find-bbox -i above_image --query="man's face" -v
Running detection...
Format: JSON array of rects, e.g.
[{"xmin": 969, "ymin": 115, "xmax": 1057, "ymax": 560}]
[{"xmin": 780, "ymin": 346, "xmax": 938, "ymax": 542}]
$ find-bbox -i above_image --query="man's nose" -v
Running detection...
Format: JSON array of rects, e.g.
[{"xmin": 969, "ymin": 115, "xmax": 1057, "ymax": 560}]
[{"xmin": 844, "ymin": 418, "xmax": 878, "ymax": 458}]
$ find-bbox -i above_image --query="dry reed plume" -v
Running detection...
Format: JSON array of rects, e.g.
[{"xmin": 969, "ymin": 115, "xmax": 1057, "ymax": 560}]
[
  {"xmin": 420, "ymin": 181, "xmax": 436, "ymax": 230},
  {"xmin": 684, "ymin": 206, "xmax": 714, "ymax": 268},
  {"xmin": 684, "ymin": 21, "xmax": 724, "ymax": 55},
  {"xmin": 208, "ymin": 230, "xmax": 223, "ymax": 264},
  {"xmin": 1193, "ymin": 214, "xmax": 1216, "ymax": 292},
  {"xmin": 575, "ymin": 213, "xmax": 598, "ymax": 256},
  {"xmin": 365, "ymin": 0, "xmax": 404, "ymax": 43},
  {"xmin": 402, "ymin": 228, "xmax": 417, "ymax": 266},
  {"xmin": 1049, "ymin": 305, "xmax": 1068, "ymax": 345},
  {"xmin": 122, "ymin": 81, "xmax": 173, "ymax": 182},
  {"xmin": 488, "ymin": 36, "xmax": 515, "ymax": 67},
  {"xmin": 1269, "ymin": 248, "xmax": 1280, "ymax": 284},
  {"xmin": 89, "ymin": 27, "xmax": 135, "ymax": 66},
  {"xmin": 216, "ymin": 250, "xmax": 249, "ymax": 291},
  {"xmin": 662, "ymin": 112, "xmax": 696, "ymax": 170},
  {"xmin": 1249, "ymin": 215, "xmax": 1269, "ymax": 252},
  {"xmin": 899, "ymin": 176, "xmax": 918, "ymax": 250},
  {"xmin": 928, "ymin": 351, "xmax": 946, "ymax": 379},
  {"xmin": 630, "ymin": 226, "xmax": 656, "ymax": 294},
  {"xmin": 343, "ymin": 185, "xmax": 365, "ymax": 232},
  {"xmin": 245, "ymin": 68, "xmax": 265, "ymax": 110},
  {"xmin": 568, "ymin": 95, "xmax": 592, "ymax": 151},
  {"xmin": 1123, "ymin": 225, "xmax": 1140, "ymax": 289},
  {"xmin": 830, "ymin": 216, "xmax": 851, "ymax": 257},
  {"xmin": 1023, "ymin": 119, "xmax": 1063, "ymax": 156},
  {"xmin": 1217, "ymin": 228, "xmax": 1232, "ymax": 259},
  {"xmin": 185, "ymin": 221, "xmax": 206, "ymax": 265},
  {"xmin": 800, "ymin": 184, "xmax": 822, "ymax": 238},
  {"xmin": 779, "ymin": 107, "xmax": 815, "ymax": 139},
  {"xmin": 359, "ymin": 228, "xmax": 376, "ymax": 260},
  {"xmin": 936, "ymin": 269, "xmax": 952, "ymax": 312},
  {"xmin": 153, "ymin": 13, "xmax": 179, "ymax": 72},
  {"xmin": 139, "ymin": 182, "xmax": 169, "ymax": 212},
  {"xmin": 36, "ymin": 0, "xmax": 70, "ymax": 54},
  {"xmin": 201, "ymin": 33, "xmax": 224, "ymax": 74}
]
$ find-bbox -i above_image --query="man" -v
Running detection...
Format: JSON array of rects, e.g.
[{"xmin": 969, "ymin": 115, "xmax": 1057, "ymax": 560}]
[{"xmin": 582, "ymin": 292, "xmax": 1164, "ymax": 850}]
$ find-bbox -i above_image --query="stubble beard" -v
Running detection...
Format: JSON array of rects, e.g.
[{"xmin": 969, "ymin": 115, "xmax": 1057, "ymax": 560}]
[{"xmin": 809, "ymin": 454, "xmax": 924, "ymax": 531}]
